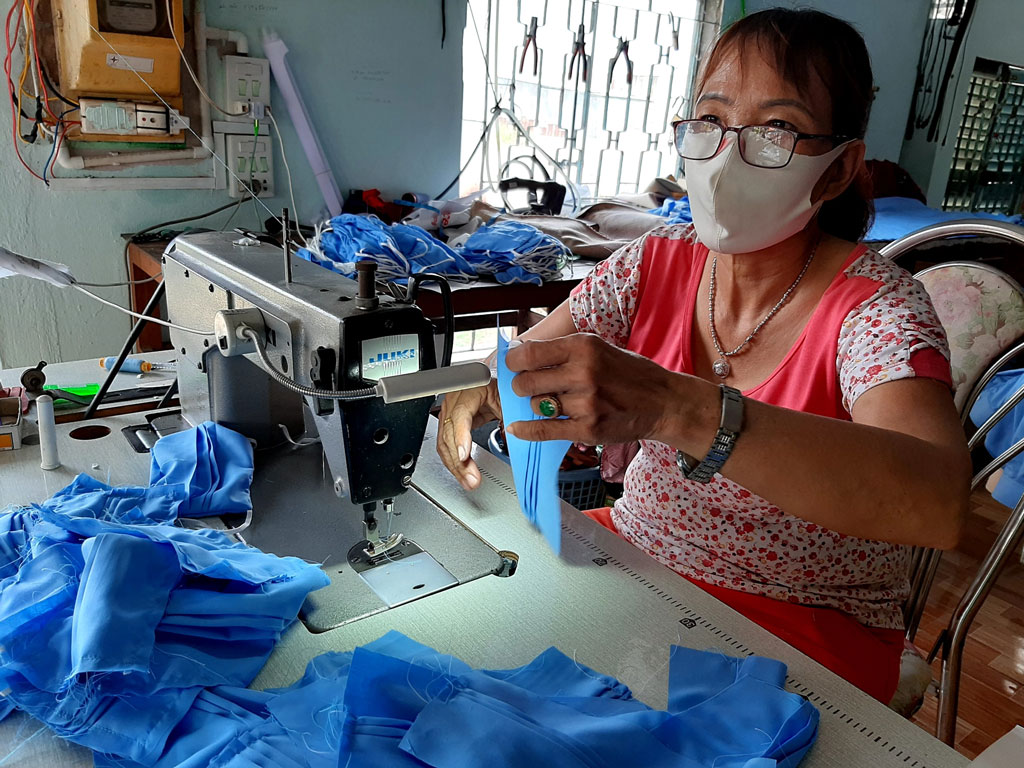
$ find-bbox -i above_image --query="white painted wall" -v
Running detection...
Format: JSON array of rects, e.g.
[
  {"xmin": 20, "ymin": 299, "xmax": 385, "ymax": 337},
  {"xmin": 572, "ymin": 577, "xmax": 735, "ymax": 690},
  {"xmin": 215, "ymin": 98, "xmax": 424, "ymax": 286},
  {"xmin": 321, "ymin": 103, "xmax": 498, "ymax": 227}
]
[
  {"xmin": 720, "ymin": 0, "xmax": 932, "ymax": 162},
  {"xmin": 0, "ymin": 0, "xmax": 466, "ymax": 368},
  {"xmin": 899, "ymin": 0, "xmax": 1024, "ymax": 206}
]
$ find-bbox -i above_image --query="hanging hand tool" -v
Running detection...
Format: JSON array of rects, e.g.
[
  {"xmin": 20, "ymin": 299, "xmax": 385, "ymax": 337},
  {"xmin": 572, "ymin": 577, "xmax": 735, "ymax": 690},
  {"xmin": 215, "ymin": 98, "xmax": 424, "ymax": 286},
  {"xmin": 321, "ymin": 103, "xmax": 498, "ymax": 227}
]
[
  {"xmin": 608, "ymin": 38, "xmax": 633, "ymax": 87},
  {"xmin": 567, "ymin": 23, "xmax": 588, "ymax": 82},
  {"xmin": 519, "ymin": 16, "xmax": 539, "ymax": 76},
  {"xmin": 669, "ymin": 13, "xmax": 681, "ymax": 50}
]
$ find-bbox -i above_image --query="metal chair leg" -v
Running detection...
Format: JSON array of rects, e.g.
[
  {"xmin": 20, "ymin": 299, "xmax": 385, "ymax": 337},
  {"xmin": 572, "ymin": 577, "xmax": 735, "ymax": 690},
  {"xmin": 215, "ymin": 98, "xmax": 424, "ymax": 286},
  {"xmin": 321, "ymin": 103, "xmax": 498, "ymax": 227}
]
[
  {"xmin": 935, "ymin": 495, "xmax": 1024, "ymax": 744},
  {"xmin": 905, "ymin": 548, "xmax": 943, "ymax": 643}
]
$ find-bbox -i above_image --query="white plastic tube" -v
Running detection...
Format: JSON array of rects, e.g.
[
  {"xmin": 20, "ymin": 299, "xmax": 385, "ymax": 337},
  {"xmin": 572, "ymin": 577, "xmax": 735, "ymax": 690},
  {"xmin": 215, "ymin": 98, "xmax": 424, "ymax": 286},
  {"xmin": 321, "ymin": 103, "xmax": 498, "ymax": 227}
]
[
  {"xmin": 262, "ymin": 30, "xmax": 343, "ymax": 215},
  {"xmin": 37, "ymin": 395, "xmax": 60, "ymax": 470}
]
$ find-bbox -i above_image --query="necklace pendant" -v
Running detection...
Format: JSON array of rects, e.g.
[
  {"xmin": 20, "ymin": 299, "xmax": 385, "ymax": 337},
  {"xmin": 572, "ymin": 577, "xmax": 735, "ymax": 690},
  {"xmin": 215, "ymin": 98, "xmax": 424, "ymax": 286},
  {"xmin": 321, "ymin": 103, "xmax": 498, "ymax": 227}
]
[{"xmin": 712, "ymin": 358, "xmax": 731, "ymax": 378}]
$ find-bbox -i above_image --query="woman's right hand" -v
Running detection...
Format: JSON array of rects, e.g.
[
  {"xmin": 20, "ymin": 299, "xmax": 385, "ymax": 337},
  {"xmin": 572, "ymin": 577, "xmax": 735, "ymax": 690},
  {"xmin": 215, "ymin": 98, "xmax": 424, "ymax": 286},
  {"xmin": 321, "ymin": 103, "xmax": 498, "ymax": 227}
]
[{"xmin": 436, "ymin": 378, "xmax": 503, "ymax": 490}]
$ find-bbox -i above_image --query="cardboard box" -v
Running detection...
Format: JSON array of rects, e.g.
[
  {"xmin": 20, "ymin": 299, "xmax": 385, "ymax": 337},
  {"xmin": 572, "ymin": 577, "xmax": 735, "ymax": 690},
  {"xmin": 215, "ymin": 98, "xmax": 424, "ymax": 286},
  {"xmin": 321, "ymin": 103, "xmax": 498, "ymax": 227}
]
[{"xmin": 0, "ymin": 397, "xmax": 23, "ymax": 451}]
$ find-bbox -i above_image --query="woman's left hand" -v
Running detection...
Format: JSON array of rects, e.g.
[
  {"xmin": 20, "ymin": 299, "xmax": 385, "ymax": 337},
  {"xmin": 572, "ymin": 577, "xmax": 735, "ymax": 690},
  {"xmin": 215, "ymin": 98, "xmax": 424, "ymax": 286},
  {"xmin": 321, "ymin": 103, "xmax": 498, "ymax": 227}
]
[{"xmin": 505, "ymin": 333, "xmax": 692, "ymax": 444}]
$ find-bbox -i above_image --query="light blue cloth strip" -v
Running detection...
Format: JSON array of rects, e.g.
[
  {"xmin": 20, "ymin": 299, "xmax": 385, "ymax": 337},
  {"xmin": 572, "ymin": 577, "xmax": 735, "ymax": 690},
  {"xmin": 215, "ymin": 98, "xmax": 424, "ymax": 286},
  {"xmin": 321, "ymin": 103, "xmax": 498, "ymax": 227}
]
[
  {"xmin": 969, "ymin": 368, "xmax": 1024, "ymax": 508},
  {"xmin": 495, "ymin": 333, "xmax": 572, "ymax": 554}
]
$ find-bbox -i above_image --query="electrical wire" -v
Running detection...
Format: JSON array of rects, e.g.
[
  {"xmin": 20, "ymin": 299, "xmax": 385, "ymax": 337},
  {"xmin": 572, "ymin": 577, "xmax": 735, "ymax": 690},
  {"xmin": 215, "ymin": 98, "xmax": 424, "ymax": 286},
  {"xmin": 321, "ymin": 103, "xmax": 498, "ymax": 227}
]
[
  {"xmin": 4, "ymin": 0, "xmax": 44, "ymax": 179},
  {"xmin": 38, "ymin": 60, "xmax": 76, "ymax": 108},
  {"xmin": 164, "ymin": 0, "xmax": 246, "ymax": 117},
  {"xmin": 72, "ymin": 284, "xmax": 215, "ymax": 335},
  {"xmin": 241, "ymin": 326, "xmax": 378, "ymax": 400},
  {"xmin": 266, "ymin": 107, "xmax": 306, "ymax": 245}
]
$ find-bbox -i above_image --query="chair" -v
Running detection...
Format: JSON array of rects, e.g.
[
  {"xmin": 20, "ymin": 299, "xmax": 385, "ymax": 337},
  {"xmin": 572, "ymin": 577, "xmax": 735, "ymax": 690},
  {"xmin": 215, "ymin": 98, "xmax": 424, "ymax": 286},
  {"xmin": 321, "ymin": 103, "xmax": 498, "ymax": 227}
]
[{"xmin": 879, "ymin": 220, "xmax": 1024, "ymax": 744}]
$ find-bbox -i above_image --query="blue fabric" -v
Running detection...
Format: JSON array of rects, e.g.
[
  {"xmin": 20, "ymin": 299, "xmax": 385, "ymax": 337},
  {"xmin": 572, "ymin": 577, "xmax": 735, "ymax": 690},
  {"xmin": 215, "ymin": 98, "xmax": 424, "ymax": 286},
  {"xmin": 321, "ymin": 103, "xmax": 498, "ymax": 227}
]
[
  {"xmin": 0, "ymin": 423, "xmax": 328, "ymax": 765},
  {"xmin": 58, "ymin": 628, "xmax": 818, "ymax": 767},
  {"xmin": 296, "ymin": 214, "xmax": 478, "ymax": 284},
  {"xmin": 150, "ymin": 422, "xmax": 254, "ymax": 518},
  {"xmin": 969, "ymin": 368, "xmax": 1024, "ymax": 507},
  {"xmin": 649, "ymin": 196, "xmax": 694, "ymax": 225},
  {"xmin": 495, "ymin": 333, "xmax": 572, "ymax": 554},
  {"xmin": 456, "ymin": 219, "xmax": 569, "ymax": 285},
  {"xmin": 864, "ymin": 197, "xmax": 1023, "ymax": 242}
]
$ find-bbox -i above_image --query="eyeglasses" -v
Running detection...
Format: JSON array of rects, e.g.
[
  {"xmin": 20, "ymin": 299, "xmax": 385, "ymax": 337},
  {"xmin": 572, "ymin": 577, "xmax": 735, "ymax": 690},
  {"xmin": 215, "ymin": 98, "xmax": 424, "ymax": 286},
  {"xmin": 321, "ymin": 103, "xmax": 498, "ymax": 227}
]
[{"xmin": 672, "ymin": 119, "xmax": 852, "ymax": 169}]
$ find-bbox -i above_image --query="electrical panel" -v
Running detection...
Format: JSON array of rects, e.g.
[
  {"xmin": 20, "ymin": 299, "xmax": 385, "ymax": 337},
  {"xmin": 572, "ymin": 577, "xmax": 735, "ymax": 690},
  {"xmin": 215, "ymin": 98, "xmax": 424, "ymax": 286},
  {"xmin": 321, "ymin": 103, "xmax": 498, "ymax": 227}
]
[
  {"xmin": 226, "ymin": 133, "xmax": 274, "ymax": 199},
  {"xmin": 52, "ymin": 0, "xmax": 184, "ymax": 98},
  {"xmin": 223, "ymin": 56, "xmax": 270, "ymax": 121},
  {"xmin": 52, "ymin": 0, "xmax": 185, "ymax": 143}
]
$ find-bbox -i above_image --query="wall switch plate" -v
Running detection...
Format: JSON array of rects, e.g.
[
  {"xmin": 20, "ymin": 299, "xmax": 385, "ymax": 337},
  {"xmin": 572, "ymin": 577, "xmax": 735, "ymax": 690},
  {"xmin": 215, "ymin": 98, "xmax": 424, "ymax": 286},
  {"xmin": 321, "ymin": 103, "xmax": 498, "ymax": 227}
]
[
  {"xmin": 224, "ymin": 55, "xmax": 270, "ymax": 123},
  {"xmin": 226, "ymin": 133, "xmax": 274, "ymax": 198}
]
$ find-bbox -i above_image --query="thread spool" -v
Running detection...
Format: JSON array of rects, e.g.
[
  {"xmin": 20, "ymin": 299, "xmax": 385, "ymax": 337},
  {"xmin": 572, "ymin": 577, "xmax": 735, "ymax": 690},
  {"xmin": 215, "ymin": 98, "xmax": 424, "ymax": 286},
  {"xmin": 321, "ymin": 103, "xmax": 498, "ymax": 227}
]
[{"xmin": 37, "ymin": 395, "xmax": 60, "ymax": 470}]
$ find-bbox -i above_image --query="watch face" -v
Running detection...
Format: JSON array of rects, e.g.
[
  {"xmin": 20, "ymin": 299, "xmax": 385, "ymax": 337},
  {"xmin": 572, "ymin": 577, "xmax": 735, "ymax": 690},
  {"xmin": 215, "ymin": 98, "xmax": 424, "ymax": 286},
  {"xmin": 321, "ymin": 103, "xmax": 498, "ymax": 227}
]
[{"xmin": 100, "ymin": 0, "xmax": 159, "ymax": 34}]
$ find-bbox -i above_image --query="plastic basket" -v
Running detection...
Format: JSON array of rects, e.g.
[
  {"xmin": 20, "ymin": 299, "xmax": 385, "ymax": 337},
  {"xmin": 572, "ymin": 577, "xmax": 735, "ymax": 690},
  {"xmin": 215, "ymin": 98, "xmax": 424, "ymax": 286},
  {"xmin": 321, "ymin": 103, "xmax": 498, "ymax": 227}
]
[{"xmin": 488, "ymin": 429, "xmax": 606, "ymax": 511}]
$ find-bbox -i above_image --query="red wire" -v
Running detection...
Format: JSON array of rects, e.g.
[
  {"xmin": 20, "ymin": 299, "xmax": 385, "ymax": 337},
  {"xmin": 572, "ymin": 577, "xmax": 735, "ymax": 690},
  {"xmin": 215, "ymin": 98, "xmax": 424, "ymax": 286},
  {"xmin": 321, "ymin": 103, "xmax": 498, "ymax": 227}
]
[
  {"xmin": 4, "ymin": 1, "xmax": 44, "ymax": 181},
  {"xmin": 26, "ymin": 1, "xmax": 57, "ymax": 122}
]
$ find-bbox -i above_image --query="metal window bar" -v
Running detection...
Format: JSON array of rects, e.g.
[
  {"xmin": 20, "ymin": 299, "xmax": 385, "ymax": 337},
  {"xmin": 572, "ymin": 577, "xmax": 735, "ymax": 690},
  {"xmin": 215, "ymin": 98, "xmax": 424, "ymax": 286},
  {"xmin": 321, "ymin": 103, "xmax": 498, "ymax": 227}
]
[
  {"xmin": 463, "ymin": 0, "xmax": 712, "ymax": 202},
  {"xmin": 945, "ymin": 61, "xmax": 1024, "ymax": 214}
]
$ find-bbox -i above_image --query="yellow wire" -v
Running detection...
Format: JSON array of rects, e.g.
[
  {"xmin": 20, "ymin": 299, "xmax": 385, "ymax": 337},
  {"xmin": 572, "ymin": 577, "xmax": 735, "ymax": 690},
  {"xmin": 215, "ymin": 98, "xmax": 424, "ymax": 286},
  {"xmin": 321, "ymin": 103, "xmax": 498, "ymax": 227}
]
[{"xmin": 15, "ymin": 1, "xmax": 32, "ymax": 143}]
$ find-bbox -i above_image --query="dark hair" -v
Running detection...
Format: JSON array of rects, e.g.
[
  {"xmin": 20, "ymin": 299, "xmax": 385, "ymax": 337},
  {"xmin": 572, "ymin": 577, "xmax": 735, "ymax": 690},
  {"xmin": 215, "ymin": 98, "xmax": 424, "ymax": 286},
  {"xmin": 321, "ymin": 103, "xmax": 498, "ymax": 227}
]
[{"xmin": 696, "ymin": 9, "xmax": 875, "ymax": 241}]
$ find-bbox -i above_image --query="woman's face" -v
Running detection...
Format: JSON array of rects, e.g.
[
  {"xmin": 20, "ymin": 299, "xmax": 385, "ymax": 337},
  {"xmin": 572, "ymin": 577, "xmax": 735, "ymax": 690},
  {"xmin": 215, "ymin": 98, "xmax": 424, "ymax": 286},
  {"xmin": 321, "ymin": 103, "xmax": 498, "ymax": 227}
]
[{"xmin": 695, "ymin": 44, "xmax": 837, "ymax": 158}]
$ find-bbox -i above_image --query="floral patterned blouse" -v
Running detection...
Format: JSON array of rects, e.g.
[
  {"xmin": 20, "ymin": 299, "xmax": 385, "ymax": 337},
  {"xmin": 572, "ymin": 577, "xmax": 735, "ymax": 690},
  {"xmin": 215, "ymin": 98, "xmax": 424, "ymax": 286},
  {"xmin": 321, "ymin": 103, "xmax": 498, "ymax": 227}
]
[{"xmin": 569, "ymin": 224, "xmax": 953, "ymax": 629}]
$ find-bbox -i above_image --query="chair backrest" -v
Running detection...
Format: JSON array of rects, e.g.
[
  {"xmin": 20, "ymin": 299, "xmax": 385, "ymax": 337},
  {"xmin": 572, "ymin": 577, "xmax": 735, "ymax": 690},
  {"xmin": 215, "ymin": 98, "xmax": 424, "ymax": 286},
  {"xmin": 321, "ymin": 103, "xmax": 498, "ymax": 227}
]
[{"xmin": 914, "ymin": 261, "xmax": 1024, "ymax": 412}]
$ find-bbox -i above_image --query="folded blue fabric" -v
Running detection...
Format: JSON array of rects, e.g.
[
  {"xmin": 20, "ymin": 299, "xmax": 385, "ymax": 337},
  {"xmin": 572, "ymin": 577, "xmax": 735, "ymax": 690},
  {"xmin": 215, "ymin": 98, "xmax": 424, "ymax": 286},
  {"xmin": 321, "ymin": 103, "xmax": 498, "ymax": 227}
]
[
  {"xmin": 456, "ymin": 219, "xmax": 569, "ymax": 285},
  {"xmin": 150, "ymin": 421, "xmax": 254, "ymax": 518},
  {"xmin": 970, "ymin": 368, "xmax": 1024, "ymax": 507},
  {"xmin": 495, "ymin": 333, "xmax": 571, "ymax": 554},
  {"xmin": 865, "ymin": 197, "xmax": 1024, "ymax": 242},
  {"xmin": 81, "ymin": 628, "xmax": 817, "ymax": 768},
  {"xmin": 650, "ymin": 196, "xmax": 694, "ymax": 225},
  {"xmin": 297, "ymin": 214, "xmax": 477, "ymax": 284},
  {"xmin": 0, "ymin": 423, "xmax": 328, "ymax": 765}
]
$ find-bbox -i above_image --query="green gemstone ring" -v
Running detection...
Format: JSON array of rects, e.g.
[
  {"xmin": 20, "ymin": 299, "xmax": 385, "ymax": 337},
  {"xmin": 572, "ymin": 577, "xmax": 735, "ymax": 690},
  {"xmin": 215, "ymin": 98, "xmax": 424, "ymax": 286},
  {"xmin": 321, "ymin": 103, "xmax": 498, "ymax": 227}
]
[{"xmin": 538, "ymin": 395, "xmax": 562, "ymax": 419}]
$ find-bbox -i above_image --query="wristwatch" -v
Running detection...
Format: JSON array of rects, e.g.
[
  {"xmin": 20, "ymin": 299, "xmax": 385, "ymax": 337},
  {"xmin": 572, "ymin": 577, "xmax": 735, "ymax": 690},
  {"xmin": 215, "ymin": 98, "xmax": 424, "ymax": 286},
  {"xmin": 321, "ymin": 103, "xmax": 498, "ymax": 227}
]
[{"xmin": 676, "ymin": 384, "xmax": 743, "ymax": 484}]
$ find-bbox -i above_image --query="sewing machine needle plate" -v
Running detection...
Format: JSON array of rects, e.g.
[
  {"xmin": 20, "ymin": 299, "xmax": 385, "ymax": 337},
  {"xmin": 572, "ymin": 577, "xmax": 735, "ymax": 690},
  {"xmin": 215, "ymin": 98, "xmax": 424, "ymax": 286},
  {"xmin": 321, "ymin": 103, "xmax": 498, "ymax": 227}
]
[{"xmin": 356, "ymin": 551, "xmax": 458, "ymax": 607}]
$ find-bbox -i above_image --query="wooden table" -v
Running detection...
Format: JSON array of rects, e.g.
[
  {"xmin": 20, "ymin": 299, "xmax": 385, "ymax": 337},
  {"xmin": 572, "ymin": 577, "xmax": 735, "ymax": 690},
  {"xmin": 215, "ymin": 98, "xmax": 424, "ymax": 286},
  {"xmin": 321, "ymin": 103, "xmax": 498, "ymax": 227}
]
[{"xmin": 127, "ymin": 239, "xmax": 598, "ymax": 344}]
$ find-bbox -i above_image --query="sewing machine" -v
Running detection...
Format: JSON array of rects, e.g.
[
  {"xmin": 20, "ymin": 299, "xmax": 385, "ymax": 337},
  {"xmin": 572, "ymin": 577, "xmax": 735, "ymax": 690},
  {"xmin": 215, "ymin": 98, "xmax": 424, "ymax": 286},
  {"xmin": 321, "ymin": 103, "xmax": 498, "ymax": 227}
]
[{"xmin": 159, "ymin": 230, "xmax": 505, "ymax": 630}]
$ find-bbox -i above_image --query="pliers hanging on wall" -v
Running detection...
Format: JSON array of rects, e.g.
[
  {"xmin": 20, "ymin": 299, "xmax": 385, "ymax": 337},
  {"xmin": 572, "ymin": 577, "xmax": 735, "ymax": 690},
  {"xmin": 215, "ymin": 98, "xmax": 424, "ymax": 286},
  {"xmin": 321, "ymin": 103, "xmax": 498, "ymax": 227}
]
[
  {"xmin": 608, "ymin": 37, "xmax": 633, "ymax": 87},
  {"xmin": 567, "ymin": 23, "xmax": 588, "ymax": 82},
  {"xmin": 669, "ymin": 13, "xmax": 681, "ymax": 50},
  {"xmin": 519, "ymin": 16, "xmax": 539, "ymax": 75}
]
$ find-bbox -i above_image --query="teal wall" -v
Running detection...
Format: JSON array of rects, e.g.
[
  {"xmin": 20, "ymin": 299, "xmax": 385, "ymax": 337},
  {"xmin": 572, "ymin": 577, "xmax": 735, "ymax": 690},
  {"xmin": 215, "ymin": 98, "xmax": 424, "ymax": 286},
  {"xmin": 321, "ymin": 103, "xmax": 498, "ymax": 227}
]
[
  {"xmin": 0, "ymin": 0, "xmax": 466, "ymax": 368},
  {"xmin": 720, "ymin": 0, "xmax": 931, "ymax": 163},
  {"xmin": 900, "ymin": 0, "xmax": 1024, "ymax": 206}
]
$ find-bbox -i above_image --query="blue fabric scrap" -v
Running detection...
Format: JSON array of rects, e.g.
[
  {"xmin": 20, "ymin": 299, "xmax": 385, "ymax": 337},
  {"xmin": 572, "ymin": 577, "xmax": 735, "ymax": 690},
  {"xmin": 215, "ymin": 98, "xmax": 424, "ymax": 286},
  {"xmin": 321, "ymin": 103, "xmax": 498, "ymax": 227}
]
[
  {"xmin": 495, "ymin": 332, "xmax": 572, "ymax": 554},
  {"xmin": 456, "ymin": 219, "xmax": 569, "ymax": 285},
  {"xmin": 0, "ymin": 423, "xmax": 328, "ymax": 765},
  {"xmin": 970, "ymin": 368, "xmax": 1024, "ymax": 507}
]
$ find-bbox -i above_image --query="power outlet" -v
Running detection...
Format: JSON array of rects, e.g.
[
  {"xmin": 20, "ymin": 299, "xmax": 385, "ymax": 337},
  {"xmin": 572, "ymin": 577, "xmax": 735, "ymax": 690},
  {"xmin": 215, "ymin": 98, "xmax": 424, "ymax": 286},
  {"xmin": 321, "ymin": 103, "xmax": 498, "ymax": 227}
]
[
  {"xmin": 224, "ymin": 55, "xmax": 270, "ymax": 122},
  {"xmin": 226, "ymin": 133, "xmax": 274, "ymax": 199}
]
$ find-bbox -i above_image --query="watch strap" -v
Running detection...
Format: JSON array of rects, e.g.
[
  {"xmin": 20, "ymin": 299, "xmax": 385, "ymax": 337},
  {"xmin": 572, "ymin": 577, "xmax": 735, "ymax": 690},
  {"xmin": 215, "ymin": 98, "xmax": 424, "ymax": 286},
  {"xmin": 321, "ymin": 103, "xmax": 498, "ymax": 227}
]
[{"xmin": 676, "ymin": 384, "xmax": 743, "ymax": 484}]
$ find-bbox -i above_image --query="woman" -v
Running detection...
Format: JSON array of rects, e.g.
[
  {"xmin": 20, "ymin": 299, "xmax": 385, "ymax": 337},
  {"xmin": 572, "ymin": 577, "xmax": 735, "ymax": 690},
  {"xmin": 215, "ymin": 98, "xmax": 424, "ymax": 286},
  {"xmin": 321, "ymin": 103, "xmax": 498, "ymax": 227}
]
[{"xmin": 437, "ymin": 9, "xmax": 970, "ymax": 704}]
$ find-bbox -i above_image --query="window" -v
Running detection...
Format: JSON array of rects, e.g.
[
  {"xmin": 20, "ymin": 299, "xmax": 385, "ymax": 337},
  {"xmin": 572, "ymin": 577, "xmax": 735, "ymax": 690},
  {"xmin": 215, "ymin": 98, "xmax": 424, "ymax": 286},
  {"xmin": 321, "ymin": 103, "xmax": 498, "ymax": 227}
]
[
  {"xmin": 459, "ymin": 0, "xmax": 713, "ymax": 207},
  {"xmin": 944, "ymin": 58, "xmax": 1024, "ymax": 214}
]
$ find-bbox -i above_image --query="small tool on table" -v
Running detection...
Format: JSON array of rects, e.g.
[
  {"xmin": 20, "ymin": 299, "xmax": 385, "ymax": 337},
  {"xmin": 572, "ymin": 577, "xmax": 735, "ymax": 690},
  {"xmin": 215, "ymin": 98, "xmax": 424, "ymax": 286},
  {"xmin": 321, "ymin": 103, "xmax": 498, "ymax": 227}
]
[
  {"xmin": 519, "ymin": 16, "xmax": 539, "ymax": 75},
  {"xmin": 568, "ymin": 23, "xmax": 588, "ymax": 82},
  {"xmin": 608, "ymin": 37, "xmax": 633, "ymax": 86}
]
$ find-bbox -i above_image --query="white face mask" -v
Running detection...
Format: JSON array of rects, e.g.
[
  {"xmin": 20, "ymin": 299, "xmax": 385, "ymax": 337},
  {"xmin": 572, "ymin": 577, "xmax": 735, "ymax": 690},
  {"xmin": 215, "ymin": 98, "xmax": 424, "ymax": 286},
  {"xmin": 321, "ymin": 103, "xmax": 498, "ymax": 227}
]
[{"xmin": 684, "ymin": 138, "xmax": 850, "ymax": 254}]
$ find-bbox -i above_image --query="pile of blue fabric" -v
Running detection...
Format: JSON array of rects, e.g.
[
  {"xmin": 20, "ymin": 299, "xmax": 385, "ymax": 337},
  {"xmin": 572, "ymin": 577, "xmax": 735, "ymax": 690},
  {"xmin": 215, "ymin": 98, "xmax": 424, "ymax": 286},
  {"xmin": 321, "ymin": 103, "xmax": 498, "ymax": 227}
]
[
  {"xmin": 298, "ymin": 214, "xmax": 570, "ymax": 286},
  {"xmin": 298, "ymin": 214, "xmax": 478, "ymax": 283},
  {"xmin": 970, "ymin": 369, "xmax": 1024, "ymax": 508},
  {"xmin": 456, "ymin": 219, "xmax": 570, "ymax": 286},
  {"xmin": 98, "ymin": 630, "xmax": 819, "ymax": 768},
  {"xmin": 0, "ymin": 422, "xmax": 329, "ymax": 764}
]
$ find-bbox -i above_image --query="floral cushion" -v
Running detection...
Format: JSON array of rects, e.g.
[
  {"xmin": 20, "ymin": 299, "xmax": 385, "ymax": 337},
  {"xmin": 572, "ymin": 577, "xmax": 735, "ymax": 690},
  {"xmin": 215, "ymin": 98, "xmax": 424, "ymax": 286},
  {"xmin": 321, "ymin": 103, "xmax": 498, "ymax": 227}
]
[{"xmin": 916, "ymin": 265, "xmax": 1024, "ymax": 410}]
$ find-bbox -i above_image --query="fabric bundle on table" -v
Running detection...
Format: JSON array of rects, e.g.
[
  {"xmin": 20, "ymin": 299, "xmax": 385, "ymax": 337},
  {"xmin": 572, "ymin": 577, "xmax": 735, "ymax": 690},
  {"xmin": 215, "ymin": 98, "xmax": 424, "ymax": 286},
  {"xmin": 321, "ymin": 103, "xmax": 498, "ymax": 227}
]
[
  {"xmin": 0, "ymin": 422, "xmax": 328, "ymax": 764},
  {"xmin": 298, "ymin": 214, "xmax": 478, "ymax": 283},
  {"xmin": 456, "ymin": 219, "xmax": 570, "ymax": 285},
  {"xmin": 298, "ymin": 214, "xmax": 571, "ymax": 287},
  {"xmin": 96, "ymin": 630, "xmax": 818, "ymax": 768}
]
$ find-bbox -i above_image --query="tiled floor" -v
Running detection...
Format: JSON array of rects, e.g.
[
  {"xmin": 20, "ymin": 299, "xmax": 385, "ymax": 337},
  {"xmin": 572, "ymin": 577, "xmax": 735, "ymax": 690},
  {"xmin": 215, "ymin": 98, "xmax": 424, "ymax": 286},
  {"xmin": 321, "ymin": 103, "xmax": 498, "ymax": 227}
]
[{"xmin": 910, "ymin": 489, "xmax": 1024, "ymax": 758}]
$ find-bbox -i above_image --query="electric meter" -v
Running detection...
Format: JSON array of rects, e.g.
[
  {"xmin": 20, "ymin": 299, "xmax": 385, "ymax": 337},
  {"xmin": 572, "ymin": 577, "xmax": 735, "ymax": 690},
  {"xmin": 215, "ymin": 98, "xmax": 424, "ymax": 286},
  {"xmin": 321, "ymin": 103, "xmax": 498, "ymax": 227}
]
[{"xmin": 99, "ymin": 0, "xmax": 159, "ymax": 35}]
